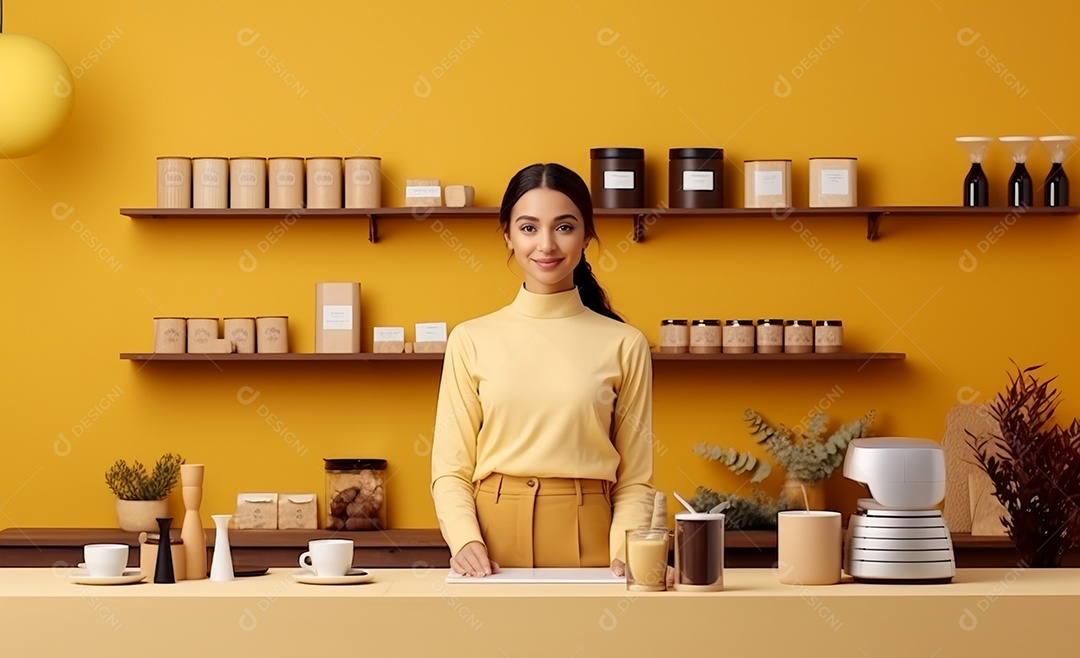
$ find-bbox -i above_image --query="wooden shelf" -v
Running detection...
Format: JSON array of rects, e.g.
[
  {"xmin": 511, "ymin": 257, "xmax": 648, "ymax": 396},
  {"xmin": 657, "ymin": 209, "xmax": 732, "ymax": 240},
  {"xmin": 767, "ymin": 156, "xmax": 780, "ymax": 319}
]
[
  {"xmin": 121, "ymin": 205, "xmax": 1079, "ymax": 242},
  {"xmin": 119, "ymin": 352, "xmax": 444, "ymax": 361},
  {"xmin": 119, "ymin": 351, "xmax": 904, "ymax": 362}
]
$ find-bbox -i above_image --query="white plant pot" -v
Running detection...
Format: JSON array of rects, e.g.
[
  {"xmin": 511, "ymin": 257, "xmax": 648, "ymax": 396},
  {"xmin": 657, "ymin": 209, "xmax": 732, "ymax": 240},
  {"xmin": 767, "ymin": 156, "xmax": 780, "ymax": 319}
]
[{"xmin": 116, "ymin": 498, "xmax": 169, "ymax": 532}]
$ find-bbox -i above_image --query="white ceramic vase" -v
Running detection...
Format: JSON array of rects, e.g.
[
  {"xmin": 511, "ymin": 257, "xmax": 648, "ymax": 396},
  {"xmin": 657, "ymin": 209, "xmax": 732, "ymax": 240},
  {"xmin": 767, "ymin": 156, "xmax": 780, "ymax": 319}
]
[{"xmin": 209, "ymin": 514, "xmax": 234, "ymax": 581}]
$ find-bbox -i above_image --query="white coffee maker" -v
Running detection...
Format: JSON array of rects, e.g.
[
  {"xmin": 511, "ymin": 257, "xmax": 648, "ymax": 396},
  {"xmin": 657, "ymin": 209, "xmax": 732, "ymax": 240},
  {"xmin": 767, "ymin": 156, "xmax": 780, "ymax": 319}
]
[{"xmin": 843, "ymin": 438, "xmax": 956, "ymax": 583}]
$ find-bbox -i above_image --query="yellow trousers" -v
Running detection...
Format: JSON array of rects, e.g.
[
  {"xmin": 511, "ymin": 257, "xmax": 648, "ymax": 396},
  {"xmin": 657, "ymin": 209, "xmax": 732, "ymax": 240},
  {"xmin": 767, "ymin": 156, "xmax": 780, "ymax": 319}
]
[{"xmin": 475, "ymin": 473, "xmax": 612, "ymax": 568}]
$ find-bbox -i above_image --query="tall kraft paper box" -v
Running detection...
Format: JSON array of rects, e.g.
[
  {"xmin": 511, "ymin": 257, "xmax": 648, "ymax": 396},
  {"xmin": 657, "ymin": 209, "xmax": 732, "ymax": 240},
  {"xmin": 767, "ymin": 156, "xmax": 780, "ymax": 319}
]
[{"xmin": 316, "ymin": 282, "xmax": 361, "ymax": 353}]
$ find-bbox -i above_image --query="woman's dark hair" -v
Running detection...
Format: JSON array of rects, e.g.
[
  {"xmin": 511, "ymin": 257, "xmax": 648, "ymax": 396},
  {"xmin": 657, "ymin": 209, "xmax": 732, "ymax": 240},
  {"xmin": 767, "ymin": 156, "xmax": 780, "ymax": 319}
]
[{"xmin": 499, "ymin": 163, "xmax": 623, "ymax": 322}]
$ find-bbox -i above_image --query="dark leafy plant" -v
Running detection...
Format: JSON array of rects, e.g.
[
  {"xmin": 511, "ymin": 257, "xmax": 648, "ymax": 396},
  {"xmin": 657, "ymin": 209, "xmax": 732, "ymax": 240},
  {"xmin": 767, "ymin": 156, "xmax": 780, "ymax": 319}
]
[
  {"xmin": 105, "ymin": 453, "xmax": 185, "ymax": 501},
  {"xmin": 967, "ymin": 364, "xmax": 1080, "ymax": 568}
]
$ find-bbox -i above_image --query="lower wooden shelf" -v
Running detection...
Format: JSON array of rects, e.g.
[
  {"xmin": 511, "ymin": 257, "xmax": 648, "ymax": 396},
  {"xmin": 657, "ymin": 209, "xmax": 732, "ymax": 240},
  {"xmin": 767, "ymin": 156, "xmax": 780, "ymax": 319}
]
[{"xmin": 0, "ymin": 527, "xmax": 1062, "ymax": 569}]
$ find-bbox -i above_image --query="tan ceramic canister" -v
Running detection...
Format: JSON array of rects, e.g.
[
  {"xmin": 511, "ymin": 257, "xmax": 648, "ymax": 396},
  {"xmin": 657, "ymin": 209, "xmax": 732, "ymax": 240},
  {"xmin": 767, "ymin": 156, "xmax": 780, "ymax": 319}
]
[
  {"xmin": 256, "ymin": 316, "xmax": 289, "ymax": 353},
  {"xmin": 809, "ymin": 157, "xmax": 858, "ymax": 207},
  {"xmin": 345, "ymin": 156, "xmax": 382, "ymax": 208},
  {"xmin": 268, "ymin": 158, "xmax": 305, "ymax": 208},
  {"xmin": 186, "ymin": 318, "xmax": 220, "ymax": 353},
  {"xmin": 306, "ymin": 157, "xmax": 343, "ymax": 209},
  {"xmin": 153, "ymin": 317, "xmax": 187, "ymax": 353},
  {"xmin": 690, "ymin": 320, "xmax": 721, "ymax": 354},
  {"xmin": 659, "ymin": 319, "xmax": 689, "ymax": 354},
  {"xmin": 784, "ymin": 320, "xmax": 814, "ymax": 354},
  {"xmin": 157, "ymin": 157, "xmax": 191, "ymax": 208},
  {"xmin": 224, "ymin": 317, "xmax": 257, "ymax": 354},
  {"xmin": 722, "ymin": 320, "xmax": 755, "ymax": 354},
  {"xmin": 756, "ymin": 319, "xmax": 784, "ymax": 354},
  {"xmin": 743, "ymin": 159, "xmax": 791, "ymax": 209},
  {"xmin": 230, "ymin": 157, "xmax": 267, "ymax": 208},
  {"xmin": 814, "ymin": 320, "xmax": 844, "ymax": 353},
  {"xmin": 191, "ymin": 158, "xmax": 228, "ymax": 209},
  {"xmin": 777, "ymin": 511, "xmax": 842, "ymax": 585}
]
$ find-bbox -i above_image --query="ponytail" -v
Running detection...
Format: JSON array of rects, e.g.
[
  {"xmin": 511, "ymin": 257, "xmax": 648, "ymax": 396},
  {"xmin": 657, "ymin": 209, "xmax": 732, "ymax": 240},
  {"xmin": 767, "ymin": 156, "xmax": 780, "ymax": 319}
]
[{"xmin": 574, "ymin": 252, "xmax": 623, "ymax": 322}]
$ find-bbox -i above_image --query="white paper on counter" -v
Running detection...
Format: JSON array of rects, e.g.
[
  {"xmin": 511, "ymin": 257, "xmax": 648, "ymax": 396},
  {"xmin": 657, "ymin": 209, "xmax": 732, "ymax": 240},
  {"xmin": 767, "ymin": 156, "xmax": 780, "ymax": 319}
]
[{"xmin": 445, "ymin": 568, "xmax": 623, "ymax": 584}]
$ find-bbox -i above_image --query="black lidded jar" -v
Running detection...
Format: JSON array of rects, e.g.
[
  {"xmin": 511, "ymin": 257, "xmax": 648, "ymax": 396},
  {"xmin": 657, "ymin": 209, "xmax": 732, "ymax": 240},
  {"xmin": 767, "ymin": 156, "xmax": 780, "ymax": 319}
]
[
  {"xmin": 590, "ymin": 148, "xmax": 645, "ymax": 208},
  {"xmin": 669, "ymin": 148, "xmax": 724, "ymax": 208}
]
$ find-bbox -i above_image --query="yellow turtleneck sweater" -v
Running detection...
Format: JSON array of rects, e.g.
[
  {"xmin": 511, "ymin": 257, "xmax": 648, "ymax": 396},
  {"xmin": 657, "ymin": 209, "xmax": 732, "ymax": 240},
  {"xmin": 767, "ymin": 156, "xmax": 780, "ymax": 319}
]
[{"xmin": 431, "ymin": 286, "xmax": 655, "ymax": 562}]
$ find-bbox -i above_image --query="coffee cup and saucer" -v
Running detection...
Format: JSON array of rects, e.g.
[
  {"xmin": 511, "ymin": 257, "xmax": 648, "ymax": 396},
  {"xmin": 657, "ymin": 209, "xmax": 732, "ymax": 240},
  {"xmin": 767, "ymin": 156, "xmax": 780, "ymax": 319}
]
[
  {"xmin": 70, "ymin": 544, "xmax": 146, "ymax": 585},
  {"xmin": 293, "ymin": 539, "xmax": 374, "ymax": 585}
]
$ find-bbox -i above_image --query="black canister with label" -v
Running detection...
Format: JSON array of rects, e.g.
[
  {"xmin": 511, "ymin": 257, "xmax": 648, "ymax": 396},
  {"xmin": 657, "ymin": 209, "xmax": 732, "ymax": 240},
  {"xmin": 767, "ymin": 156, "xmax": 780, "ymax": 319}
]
[
  {"xmin": 669, "ymin": 148, "xmax": 723, "ymax": 208},
  {"xmin": 590, "ymin": 148, "xmax": 645, "ymax": 208}
]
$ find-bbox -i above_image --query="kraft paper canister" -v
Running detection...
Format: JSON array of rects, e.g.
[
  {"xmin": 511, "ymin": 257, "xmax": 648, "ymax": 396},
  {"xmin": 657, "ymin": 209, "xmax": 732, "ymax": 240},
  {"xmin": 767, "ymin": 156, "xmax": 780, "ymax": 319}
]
[
  {"xmin": 186, "ymin": 318, "xmax": 219, "ymax": 353},
  {"xmin": 809, "ymin": 157, "xmax": 858, "ymax": 207},
  {"xmin": 306, "ymin": 157, "xmax": 343, "ymax": 209},
  {"xmin": 256, "ymin": 316, "xmax": 289, "ymax": 353},
  {"xmin": 224, "ymin": 317, "xmax": 257, "ymax": 354},
  {"xmin": 192, "ymin": 158, "xmax": 228, "ymax": 209},
  {"xmin": 269, "ymin": 157, "xmax": 304, "ymax": 208},
  {"xmin": 229, "ymin": 157, "xmax": 267, "ymax": 209},
  {"xmin": 153, "ymin": 317, "xmax": 187, "ymax": 353},
  {"xmin": 777, "ymin": 511, "xmax": 842, "ymax": 585},
  {"xmin": 345, "ymin": 156, "xmax": 382, "ymax": 208},
  {"xmin": 157, "ymin": 157, "xmax": 191, "ymax": 208},
  {"xmin": 744, "ymin": 160, "xmax": 792, "ymax": 209}
]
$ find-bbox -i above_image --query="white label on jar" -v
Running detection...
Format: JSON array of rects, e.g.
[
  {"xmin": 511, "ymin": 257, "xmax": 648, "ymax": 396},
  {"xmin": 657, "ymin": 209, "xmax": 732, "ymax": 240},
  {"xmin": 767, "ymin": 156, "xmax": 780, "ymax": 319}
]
[
  {"xmin": 239, "ymin": 172, "xmax": 257, "ymax": 186},
  {"xmin": 406, "ymin": 186, "xmax": 441, "ymax": 198},
  {"xmin": 314, "ymin": 171, "xmax": 335, "ymax": 186},
  {"xmin": 755, "ymin": 170, "xmax": 784, "ymax": 196},
  {"xmin": 821, "ymin": 169, "xmax": 850, "ymax": 195},
  {"xmin": 165, "ymin": 171, "xmax": 184, "ymax": 186},
  {"xmin": 603, "ymin": 170, "xmax": 635, "ymax": 190},
  {"xmin": 415, "ymin": 322, "xmax": 447, "ymax": 342},
  {"xmin": 682, "ymin": 170, "xmax": 714, "ymax": 191},
  {"xmin": 373, "ymin": 326, "xmax": 405, "ymax": 342},
  {"xmin": 323, "ymin": 305, "xmax": 353, "ymax": 330},
  {"xmin": 353, "ymin": 169, "xmax": 373, "ymax": 185},
  {"xmin": 276, "ymin": 172, "xmax": 296, "ymax": 186}
]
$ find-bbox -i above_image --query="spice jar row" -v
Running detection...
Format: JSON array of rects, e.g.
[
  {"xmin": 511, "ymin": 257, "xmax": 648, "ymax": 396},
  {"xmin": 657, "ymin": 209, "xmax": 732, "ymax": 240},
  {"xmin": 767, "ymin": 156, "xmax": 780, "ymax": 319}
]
[{"xmin": 659, "ymin": 319, "xmax": 843, "ymax": 354}]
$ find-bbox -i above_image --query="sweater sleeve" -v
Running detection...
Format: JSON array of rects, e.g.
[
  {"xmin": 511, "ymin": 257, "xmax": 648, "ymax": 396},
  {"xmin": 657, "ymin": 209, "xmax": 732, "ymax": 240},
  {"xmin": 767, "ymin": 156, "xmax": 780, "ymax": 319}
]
[
  {"xmin": 430, "ymin": 326, "xmax": 486, "ymax": 556},
  {"xmin": 608, "ymin": 332, "xmax": 657, "ymax": 563}
]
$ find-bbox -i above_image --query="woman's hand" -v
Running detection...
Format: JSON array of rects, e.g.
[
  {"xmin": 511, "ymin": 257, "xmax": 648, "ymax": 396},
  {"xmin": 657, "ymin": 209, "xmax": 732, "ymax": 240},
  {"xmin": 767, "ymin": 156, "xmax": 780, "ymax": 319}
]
[
  {"xmin": 450, "ymin": 541, "xmax": 500, "ymax": 577},
  {"xmin": 611, "ymin": 558, "xmax": 675, "ymax": 588}
]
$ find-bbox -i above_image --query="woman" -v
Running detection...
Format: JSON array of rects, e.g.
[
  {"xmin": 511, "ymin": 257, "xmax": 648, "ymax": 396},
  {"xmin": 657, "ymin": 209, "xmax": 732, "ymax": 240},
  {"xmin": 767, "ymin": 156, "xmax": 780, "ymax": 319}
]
[{"xmin": 430, "ymin": 162, "xmax": 656, "ymax": 578}]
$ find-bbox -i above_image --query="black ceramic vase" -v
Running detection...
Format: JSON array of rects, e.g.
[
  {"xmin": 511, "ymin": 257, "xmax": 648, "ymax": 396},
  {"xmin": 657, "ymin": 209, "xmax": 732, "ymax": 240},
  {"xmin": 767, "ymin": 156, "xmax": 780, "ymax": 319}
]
[{"xmin": 154, "ymin": 517, "xmax": 176, "ymax": 584}]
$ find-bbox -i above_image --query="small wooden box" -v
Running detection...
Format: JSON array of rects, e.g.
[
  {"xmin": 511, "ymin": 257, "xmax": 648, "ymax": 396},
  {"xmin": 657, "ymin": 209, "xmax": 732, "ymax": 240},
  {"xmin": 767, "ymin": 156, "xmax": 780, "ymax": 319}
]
[
  {"xmin": 405, "ymin": 178, "xmax": 442, "ymax": 207},
  {"xmin": 373, "ymin": 326, "xmax": 405, "ymax": 354},
  {"xmin": 444, "ymin": 185, "xmax": 475, "ymax": 208},
  {"xmin": 234, "ymin": 493, "xmax": 279, "ymax": 529},
  {"xmin": 277, "ymin": 493, "xmax": 318, "ymax": 530}
]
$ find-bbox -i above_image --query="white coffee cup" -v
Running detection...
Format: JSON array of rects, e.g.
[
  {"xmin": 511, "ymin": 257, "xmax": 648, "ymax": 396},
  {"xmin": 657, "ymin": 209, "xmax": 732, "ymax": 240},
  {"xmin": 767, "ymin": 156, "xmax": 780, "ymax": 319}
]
[
  {"xmin": 298, "ymin": 539, "xmax": 354, "ymax": 577},
  {"xmin": 84, "ymin": 543, "xmax": 129, "ymax": 578}
]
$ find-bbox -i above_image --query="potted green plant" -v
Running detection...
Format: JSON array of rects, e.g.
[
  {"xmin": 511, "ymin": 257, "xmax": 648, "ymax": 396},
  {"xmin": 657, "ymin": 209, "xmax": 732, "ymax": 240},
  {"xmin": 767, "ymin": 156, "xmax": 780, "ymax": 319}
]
[
  {"xmin": 693, "ymin": 408, "xmax": 875, "ymax": 516},
  {"xmin": 968, "ymin": 364, "xmax": 1080, "ymax": 567},
  {"xmin": 105, "ymin": 453, "xmax": 185, "ymax": 532}
]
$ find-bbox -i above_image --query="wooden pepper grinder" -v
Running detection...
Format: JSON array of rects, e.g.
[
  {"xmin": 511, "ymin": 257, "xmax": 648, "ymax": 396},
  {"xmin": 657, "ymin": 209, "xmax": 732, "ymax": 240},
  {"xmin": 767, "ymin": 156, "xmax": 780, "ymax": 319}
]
[{"xmin": 180, "ymin": 464, "xmax": 207, "ymax": 580}]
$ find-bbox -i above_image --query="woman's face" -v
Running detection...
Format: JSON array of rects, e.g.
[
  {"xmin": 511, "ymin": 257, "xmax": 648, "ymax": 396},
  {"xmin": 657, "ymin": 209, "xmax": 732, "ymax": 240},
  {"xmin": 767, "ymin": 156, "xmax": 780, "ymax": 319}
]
[{"xmin": 504, "ymin": 187, "xmax": 590, "ymax": 294}]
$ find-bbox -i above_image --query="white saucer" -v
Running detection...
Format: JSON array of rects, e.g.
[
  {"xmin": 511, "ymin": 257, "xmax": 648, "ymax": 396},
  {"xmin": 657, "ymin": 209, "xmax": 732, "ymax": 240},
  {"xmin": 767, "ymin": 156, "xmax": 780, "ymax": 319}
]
[
  {"xmin": 70, "ymin": 569, "xmax": 146, "ymax": 586},
  {"xmin": 292, "ymin": 568, "xmax": 374, "ymax": 585}
]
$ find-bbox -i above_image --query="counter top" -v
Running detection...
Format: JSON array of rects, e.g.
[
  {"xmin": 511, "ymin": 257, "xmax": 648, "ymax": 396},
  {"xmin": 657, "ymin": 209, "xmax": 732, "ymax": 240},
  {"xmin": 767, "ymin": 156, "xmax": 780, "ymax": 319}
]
[{"xmin": 0, "ymin": 567, "xmax": 1073, "ymax": 656}]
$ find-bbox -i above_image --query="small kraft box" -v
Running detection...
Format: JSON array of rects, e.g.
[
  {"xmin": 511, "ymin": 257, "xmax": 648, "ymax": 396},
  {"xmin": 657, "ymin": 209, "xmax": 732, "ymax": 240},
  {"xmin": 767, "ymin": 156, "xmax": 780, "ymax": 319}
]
[
  {"xmin": 234, "ymin": 493, "xmax": 279, "ymax": 529},
  {"xmin": 373, "ymin": 326, "xmax": 406, "ymax": 354},
  {"xmin": 414, "ymin": 322, "xmax": 447, "ymax": 353},
  {"xmin": 808, "ymin": 157, "xmax": 857, "ymax": 207},
  {"xmin": 316, "ymin": 282, "xmax": 361, "ymax": 353},
  {"xmin": 405, "ymin": 178, "xmax": 442, "ymax": 207},
  {"xmin": 277, "ymin": 493, "xmax": 318, "ymax": 530}
]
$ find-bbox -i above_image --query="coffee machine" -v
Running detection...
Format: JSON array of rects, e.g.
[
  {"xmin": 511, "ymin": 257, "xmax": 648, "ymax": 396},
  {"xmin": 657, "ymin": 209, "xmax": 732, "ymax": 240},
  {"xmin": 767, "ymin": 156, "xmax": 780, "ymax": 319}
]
[{"xmin": 843, "ymin": 438, "xmax": 956, "ymax": 583}]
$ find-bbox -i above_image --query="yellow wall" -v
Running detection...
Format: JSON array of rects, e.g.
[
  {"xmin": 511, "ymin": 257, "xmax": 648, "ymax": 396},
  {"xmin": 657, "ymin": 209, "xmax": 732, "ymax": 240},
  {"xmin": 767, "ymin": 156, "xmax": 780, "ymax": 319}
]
[{"xmin": 2, "ymin": 0, "xmax": 1078, "ymax": 530}]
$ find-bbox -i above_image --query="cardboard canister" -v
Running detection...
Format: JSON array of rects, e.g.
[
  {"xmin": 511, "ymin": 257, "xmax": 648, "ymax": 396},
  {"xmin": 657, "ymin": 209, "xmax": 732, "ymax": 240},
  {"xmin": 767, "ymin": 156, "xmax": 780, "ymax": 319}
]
[
  {"xmin": 153, "ymin": 317, "xmax": 187, "ymax": 353},
  {"xmin": 191, "ymin": 158, "xmax": 228, "ymax": 209},
  {"xmin": 186, "ymin": 318, "xmax": 219, "ymax": 353},
  {"xmin": 809, "ymin": 157, "xmax": 857, "ymax": 207},
  {"xmin": 269, "ymin": 157, "xmax": 304, "ymax": 208},
  {"xmin": 256, "ymin": 316, "xmax": 289, "ymax": 353},
  {"xmin": 224, "ymin": 317, "xmax": 257, "ymax": 354},
  {"xmin": 306, "ymin": 157, "xmax": 343, "ymax": 209},
  {"xmin": 230, "ymin": 157, "xmax": 267, "ymax": 208},
  {"xmin": 157, "ymin": 157, "xmax": 191, "ymax": 208},
  {"xmin": 744, "ymin": 159, "xmax": 792, "ymax": 209},
  {"xmin": 345, "ymin": 156, "xmax": 381, "ymax": 208}
]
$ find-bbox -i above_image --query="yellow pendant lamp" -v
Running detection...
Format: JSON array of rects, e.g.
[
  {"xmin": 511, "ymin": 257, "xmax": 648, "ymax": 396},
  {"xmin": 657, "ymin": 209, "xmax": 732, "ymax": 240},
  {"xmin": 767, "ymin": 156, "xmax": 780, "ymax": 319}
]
[{"xmin": 0, "ymin": 1, "xmax": 75, "ymax": 158}]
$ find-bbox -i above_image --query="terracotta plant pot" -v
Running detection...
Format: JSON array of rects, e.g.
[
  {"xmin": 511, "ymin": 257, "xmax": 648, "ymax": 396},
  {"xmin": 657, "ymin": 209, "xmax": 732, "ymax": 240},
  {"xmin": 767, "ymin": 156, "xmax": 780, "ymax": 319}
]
[{"xmin": 116, "ymin": 499, "xmax": 169, "ymax": 532}]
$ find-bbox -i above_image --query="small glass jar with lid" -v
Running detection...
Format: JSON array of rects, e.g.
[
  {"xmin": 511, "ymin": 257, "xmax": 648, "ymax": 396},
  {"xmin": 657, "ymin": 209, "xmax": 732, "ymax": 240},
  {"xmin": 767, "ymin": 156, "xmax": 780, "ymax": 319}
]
[
  {"xmin": 784, "ymin": 320, "xmax": 814, "ymax": 354},
  {"xmin": 659, "ymin": 319, "xmax": 690, "ymax": 353},
  {"xmin": 814, "ymin": 320, "xmax": 844, "ymax": 353},
  {"xmin": 690, "ymin": 320, "xmax": 721, "ymax": 354},
  {"xmin": 756, "ymin": 319, "xmax": 784, "ymax": 354},
  {"xmin": 722, "ymin": 319, "xmax": 755, "ymax": 354},
  {"xmin": 324, "ymin": 458, "xmax": 387, "ymax": 531}
]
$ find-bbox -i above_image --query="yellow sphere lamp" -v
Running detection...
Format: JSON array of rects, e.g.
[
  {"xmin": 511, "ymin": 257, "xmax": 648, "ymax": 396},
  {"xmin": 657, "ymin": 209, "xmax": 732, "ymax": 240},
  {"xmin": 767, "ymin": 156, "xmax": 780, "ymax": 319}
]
[{"xmin": 0, "ymin": 5, "xmax": 75, "ymax": 158}]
